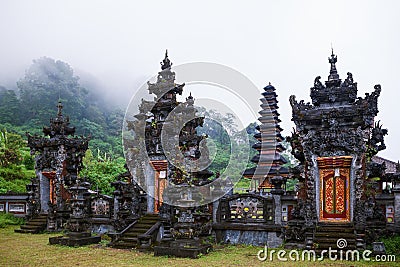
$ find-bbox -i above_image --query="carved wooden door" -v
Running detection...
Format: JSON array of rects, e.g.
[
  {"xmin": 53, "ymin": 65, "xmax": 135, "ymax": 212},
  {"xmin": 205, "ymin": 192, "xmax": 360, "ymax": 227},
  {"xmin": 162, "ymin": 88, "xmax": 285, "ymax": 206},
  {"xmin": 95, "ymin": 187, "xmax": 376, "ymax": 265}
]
[
  {"xmin": 150, "ymin": 160, "xmax": 168, "ymax": 214},
  {"xmin": 317, "ymin": 156, "xmax": 352, "ymax": 222},
  {"xmin": 321, "ymin": 170, "xmax": 347, "ymax": 219}
]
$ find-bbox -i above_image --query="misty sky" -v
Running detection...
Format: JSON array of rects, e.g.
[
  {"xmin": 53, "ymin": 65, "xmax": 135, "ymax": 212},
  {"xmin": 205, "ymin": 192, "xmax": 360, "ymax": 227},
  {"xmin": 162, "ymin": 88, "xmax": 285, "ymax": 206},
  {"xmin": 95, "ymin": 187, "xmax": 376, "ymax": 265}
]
[{"xmin": 0, "ymin": 0, "xmax": 399, "ymax": 161}]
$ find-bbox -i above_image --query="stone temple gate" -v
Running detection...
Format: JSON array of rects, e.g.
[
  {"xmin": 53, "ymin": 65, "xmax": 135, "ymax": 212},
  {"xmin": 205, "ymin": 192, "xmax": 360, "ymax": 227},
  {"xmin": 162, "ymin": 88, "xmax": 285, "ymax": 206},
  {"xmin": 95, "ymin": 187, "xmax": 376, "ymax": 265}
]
[{"xmin": 286, "ymin": 51, "xmax": 397, "ymax": 250}]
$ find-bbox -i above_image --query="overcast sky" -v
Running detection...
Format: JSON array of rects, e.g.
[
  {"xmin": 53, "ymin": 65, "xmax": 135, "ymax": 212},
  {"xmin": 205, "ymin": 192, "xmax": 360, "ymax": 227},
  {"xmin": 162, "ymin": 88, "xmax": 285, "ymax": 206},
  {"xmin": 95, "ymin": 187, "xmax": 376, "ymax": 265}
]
[{"xmin": 0, "ymin": 0, "xmax": 399, "ymax": 161}]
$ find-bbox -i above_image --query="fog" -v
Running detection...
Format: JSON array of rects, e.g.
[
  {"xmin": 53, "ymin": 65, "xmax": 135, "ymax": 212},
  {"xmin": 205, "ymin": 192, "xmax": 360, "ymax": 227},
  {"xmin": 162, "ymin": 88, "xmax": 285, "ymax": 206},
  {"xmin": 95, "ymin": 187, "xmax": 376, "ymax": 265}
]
[{"xmin": 0, "ymin": 0, "xmax": 399, "ymax": 161}]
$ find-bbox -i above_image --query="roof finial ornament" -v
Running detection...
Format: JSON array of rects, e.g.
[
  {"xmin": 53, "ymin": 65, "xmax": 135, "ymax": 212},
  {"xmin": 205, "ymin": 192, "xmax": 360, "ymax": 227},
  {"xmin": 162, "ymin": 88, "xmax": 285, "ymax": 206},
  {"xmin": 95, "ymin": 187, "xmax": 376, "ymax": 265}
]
[
  {"xmin": 160, "ymin": 49, "xmax": 172, "ymax": 70},
  {"xmin": 327, "ymin": 47, "xmax": 340, "ymax": 82},
  {"xmin": 57, "ymin": 101, "xmax": 63, "ymax": 117},
  {"xmin": 186, "ymin": 92, "xmax": 194, "ymax": 106}
]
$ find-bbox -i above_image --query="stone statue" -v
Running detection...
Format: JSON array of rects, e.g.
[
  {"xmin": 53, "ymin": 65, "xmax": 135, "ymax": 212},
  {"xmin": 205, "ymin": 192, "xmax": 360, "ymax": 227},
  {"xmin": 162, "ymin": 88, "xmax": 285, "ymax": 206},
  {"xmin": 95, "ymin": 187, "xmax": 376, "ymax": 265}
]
[{"xmin": 313, "ymin": 76, "xmax": 324, "ymax": 89}]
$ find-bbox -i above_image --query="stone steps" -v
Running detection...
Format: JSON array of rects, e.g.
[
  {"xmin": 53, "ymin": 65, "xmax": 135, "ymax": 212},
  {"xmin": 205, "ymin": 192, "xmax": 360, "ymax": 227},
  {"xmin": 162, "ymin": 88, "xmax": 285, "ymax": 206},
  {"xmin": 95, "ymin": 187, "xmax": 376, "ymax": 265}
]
[
  {"xmin": 314, "ymin": 232, "xmax": 355, "ymax": 238},
  {"xmin": 110, "ymin": 214, "xmax": 160, "ymax": 249},
  {"xmin": 15, "ymin": 214, "xmax": 47, "ymax": 234},
  {"xmin": 313, "ymin": 223, "xmax": 356, "ymax": 252},
  {"xmin": 160, "ymin": 225, "xmax": 173, "ymax": 243}
]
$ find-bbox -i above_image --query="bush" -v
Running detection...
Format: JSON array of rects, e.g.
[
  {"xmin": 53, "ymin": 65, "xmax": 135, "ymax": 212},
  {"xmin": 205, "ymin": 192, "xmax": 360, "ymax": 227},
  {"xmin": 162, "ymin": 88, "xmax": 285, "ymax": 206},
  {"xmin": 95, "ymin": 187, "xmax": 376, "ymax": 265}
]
[
  {"xmin": 80, "ymin": 150, "xmax": 126, "ymax": 195},
  {"xmin": 381, "ymin": 235, "xmax": 400, "ymax": 255},
  {"xmin": 0, "ymin": 164, "xmax": 24, "ymax": 181},
  {"xmin": 0, "ymin": 213, "xmax": 25, "ymax": 228}
]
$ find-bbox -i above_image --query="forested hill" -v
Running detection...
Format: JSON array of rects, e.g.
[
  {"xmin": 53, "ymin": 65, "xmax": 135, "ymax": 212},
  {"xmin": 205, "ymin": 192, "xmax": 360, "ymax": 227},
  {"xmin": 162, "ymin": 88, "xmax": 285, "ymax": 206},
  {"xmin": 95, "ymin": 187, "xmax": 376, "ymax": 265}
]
[
  {"xmin": 0, "ymin": 57, "xmax": 124, "ymax": 157},
  {"xmin": 0, "ymin": 57, "xmax": 126, "ymax": 194}
]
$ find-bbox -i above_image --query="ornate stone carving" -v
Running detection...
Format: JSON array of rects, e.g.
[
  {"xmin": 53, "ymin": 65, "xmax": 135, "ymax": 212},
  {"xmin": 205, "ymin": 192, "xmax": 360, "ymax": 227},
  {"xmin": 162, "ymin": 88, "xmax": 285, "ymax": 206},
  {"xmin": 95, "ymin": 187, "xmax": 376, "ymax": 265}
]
[
  {"xmin": 367, "ymin": 121, "xmax": 388, "ymax": 158},
  {"xmin": 26, "ymin": 178, "xmax": 40, "ymax": 220},
  {"xmin": 302, "ymin": 126, "xmax": 365, "ymax": 157},
  {"xmin": 286, "ymin": 129, "xmax": 305, "ymax": 164},
  {"xmin": 283, "ymin": 223, "xmax": 306, "ymax": 242}
]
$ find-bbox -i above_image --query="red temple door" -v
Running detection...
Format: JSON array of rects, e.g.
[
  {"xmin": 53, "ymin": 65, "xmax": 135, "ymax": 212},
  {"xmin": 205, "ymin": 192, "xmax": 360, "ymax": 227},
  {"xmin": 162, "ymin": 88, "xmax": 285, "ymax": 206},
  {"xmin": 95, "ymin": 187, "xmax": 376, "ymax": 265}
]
[
  {"xmin": 321, "ymin": 170, "xmax": 347, "ymax": 219},
  {"xmin": 150, "ymin": 160, "xmax": 167, "ymax": 214},
  {"xmin": 318, "ymin": 157, "xmax": 351, "ymax": 222},
  {"xmin": 42, "ymin": 171, "xmax": 56, "ymax": 205}
]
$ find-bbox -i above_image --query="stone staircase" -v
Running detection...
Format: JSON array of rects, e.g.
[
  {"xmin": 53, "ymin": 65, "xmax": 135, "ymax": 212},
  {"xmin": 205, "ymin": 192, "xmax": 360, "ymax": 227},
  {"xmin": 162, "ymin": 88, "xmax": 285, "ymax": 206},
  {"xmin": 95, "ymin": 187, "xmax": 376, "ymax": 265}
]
[
  {"xmin": 111, "ymin": 214, "xmax": 159, "ymax": 249},
  {"xmin": 15, "ymin": 214, "xmax": 47, "ymax": 234},
  {"xmin": 161, "ymin": 224, "xmax": 173, "ymax": 243},
  {"xmin": 313, "ymin": 222, "xmax": 356, "ymax": 252}
]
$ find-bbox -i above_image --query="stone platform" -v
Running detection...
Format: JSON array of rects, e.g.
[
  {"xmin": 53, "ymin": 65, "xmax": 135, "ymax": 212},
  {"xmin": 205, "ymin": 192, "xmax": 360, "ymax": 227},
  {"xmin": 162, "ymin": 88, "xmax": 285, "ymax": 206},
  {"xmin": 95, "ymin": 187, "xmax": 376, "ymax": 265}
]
[
  {"xmin": 49, "ymin": 232, "xmax": 101, "ymax": 247},
  {"xmin": 154, "ymin": 239, "xmax": 212, "ymax": 259}
]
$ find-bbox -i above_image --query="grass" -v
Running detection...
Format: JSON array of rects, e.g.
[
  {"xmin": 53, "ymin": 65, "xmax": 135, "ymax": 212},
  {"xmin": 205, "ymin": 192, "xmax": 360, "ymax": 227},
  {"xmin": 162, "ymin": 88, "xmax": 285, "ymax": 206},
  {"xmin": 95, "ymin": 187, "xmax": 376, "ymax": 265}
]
[{"xmin": 0, "ymin": 226, "xmax": 398, "ymax": 267}]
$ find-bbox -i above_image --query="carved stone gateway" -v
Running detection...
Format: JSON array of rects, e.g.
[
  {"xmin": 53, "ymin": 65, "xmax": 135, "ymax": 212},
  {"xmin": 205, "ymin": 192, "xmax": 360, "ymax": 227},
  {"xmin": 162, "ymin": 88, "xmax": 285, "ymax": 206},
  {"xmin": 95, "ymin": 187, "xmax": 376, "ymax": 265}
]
[
  {"xmin": 288, "ymin": 51, "xmax": 389, "ymax": 248},
  {"xmin": 124, "ymin": 51, "xmax": 214, "ymax": 257},
  {"xmin": 16, "ymin": 101, "xmax": 90, "ymax": 233}
]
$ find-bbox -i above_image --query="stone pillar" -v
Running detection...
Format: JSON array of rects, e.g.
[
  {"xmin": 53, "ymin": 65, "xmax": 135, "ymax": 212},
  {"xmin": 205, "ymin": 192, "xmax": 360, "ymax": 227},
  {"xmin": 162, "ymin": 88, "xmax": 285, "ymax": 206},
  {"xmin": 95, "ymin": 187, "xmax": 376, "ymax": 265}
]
[
  {"xmin": 146, "ymin": 163, "xmax": 155, "ymax": 213},
  {"xmin": 271, "ymin": 175, "xmax": 284, "ymax": 225},
  {"xmin": 39, "ymin": 172, "xmax": 49, "ymax": 213},
  {"xmin": 269, "ymin": 193, "xmax": 283, "ymax": 248},
  {"xmin": 392, "ymin": 184, "xmax": 400, "ymax": 233},
  {"xmin": 273, "ymin": 194, "xmax": 282, "ymax": 225},
  {"xmin": 113, "ymin": 197, "xmax": 119, "ymax": 220},
  {"xmin": 212, "ymin": 200, "xmax": 219, "ymax": 223}
]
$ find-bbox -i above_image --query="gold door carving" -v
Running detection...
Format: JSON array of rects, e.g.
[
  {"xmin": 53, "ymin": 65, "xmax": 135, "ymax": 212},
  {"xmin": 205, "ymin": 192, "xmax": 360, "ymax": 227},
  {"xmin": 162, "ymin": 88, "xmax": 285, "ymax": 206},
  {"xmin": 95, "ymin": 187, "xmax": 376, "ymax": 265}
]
[{"xmin": 318, "ymin": 157, "xmax": 351, "ymax": 222}]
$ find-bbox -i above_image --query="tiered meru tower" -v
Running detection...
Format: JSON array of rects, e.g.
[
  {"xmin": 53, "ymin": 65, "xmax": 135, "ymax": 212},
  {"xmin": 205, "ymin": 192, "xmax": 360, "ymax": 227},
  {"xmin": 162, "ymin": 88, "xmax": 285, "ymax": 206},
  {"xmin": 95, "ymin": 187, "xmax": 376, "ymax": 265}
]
[
  {"xmin": 288, "ymin": 51, "xmax": 386, "ymax": 248},
  {"xmin": 243, "ymin": 83, "xmax": 288, "ymax": 192}
]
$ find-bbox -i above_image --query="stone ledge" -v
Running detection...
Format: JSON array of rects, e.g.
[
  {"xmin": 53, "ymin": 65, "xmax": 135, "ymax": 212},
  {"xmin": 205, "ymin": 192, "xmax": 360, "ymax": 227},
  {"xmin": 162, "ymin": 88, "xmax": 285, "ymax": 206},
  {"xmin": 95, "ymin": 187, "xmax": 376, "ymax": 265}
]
[
  {"xmin": 212, "ymin": 222, "xmax": 281, "ymax": 232},
  {"xmin": 49, "ymin": 234, "xmax": 101, "ymax": 247}
]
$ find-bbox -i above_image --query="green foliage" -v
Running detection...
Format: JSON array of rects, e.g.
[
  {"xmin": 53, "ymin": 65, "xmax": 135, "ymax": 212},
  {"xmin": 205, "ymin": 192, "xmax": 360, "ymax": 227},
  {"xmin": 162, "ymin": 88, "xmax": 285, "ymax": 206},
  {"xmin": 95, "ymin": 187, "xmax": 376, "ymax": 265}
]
[
  {"xmin": 381, "ymin": 235, "xmax": 400, "ymax": 255},
  {"xmin": 286, "ymin": 178, "xmax": 298, "ymax": 191},
  {"xmin": 0, "ymin": 88, "xmax": 20, "ymax": 124},
  {"xmin": 0, "ymin": 213, "xmax": 25, "ymax": 228},
  {"xmin": 0, "ymin": 164, "xmax": 25, "ymax": 181},
  {"xmin": 80, "ymin": 150, "xmax": 126, "ymax": 195},
  {"xmin": 0, "ymin": 130, "xmax": 34, "ymax": 193},
  {"xmin": 234, "ymin": 178, "xmax": 251, "ymax": 190},
  {"xmin": 194, "ymin": 110, "xmax": 258, "ymax": 189},
  {"xmin": 0, "ymin": 129, "xmax": 25, "ymax": 167}
]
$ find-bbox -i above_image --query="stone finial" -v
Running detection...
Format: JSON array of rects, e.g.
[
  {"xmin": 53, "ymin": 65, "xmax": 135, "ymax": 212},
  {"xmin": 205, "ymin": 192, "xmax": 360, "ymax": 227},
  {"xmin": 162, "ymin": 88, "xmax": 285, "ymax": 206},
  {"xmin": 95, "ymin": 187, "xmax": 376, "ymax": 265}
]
[
  {"xmin": 57, "ymin": 101, "xmax": 63, "ymax": 117},
  {"xmin": 160, "ymin": 49, "xmax": 172, "ymax": 70},
  {"xmin": 328, "ymin": 50, "xmax": 340, "ymax": 81}
]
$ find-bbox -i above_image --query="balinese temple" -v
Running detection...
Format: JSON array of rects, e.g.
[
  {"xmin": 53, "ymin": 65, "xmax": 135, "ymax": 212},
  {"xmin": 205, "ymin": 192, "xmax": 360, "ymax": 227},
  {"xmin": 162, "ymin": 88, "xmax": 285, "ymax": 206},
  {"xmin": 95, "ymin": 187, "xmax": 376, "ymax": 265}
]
[
  {"xmin": 14, "ymin": 50, "xmax": 400, "ymax": 253},
  {"xmin": 16, "ymin": 101, "xmax": 90, "ymax": 233},
  {"xmin": 243, "ymin": 83, "xmax": 289, "ymax": 192}
]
